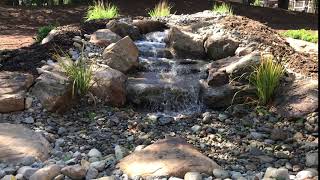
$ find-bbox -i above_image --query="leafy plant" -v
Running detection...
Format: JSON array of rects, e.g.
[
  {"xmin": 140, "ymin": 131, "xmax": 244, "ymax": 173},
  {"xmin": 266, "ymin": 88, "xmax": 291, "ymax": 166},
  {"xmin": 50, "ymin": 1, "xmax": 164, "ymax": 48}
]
[
  {"xmin": 249, "ymin": 54, "xmax": 284, "ymax": 105},
  {"xmin": 36, "ymin": 24, "xmax": 55, "ymax": 42},
  {"xmin": 253, "ymin": 0, "xmax": 263, "ymax": 6},
  {"xmin": 54, "ymin": 48, "xmax": 93, "ymax": 97},
  {"xmin": 85, "ymin": 1, "xmax": 119, "ymax": 21},
  {"xmin": 212, "ymin": 3, "xmax": 233, "ymax": 15},
  {"xmin": 281, "ymin": 29, "xmax": 318, "ymax": 43},
  {"xmin": 148, "ymin": 0, "xmax": 172, "ymax": 17}
]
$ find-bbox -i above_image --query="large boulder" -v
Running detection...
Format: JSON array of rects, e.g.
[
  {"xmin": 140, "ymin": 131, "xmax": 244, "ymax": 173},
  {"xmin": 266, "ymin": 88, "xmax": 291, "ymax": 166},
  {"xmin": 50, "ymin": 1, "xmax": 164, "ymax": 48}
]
[
  {"xmin": 0, "ymin": 123, "xmax": 51, "ymax": 165},
  {"xmin": 225, "ymin": 52, "xmax": 260, "ymax": 77},
  {"xmin": 0, "ymin": 71, "xmax": 33, "ymax": 113},
  {"xmin": 117, "ymin": 137, "xmax": 221, "ymax": 178},
  {"xmin": 204, "ymin": 34, "xmax": 240, "ymax": 60},
  {"xmin": 91, "ymin": 66, "xmax": 127, "ymax": 107},
  {"xmin": 271, "ymin": 79, "xmax": 318, "ymax": 118},
  {"xmin": 132, "ymin": 20, "xmax": 168, "ymax": 34},
  {"xmin": 30, "ymin": 64, "xmax": 74, "ymax": 114},
  {"xmin": 89, "ymin": 29, "xmax": 122, "ymax": 47},
  {"xmin": 106, "ymin": 20, "xmax": 142, "ymax": 40},
  {"xmin": 102, "ymin": 36, "xmax": 139, "ymax": 73},
  {"xmin": 166, "ymin": 27, "xmax": 205, "ymax": 59},
  {"xmin": 200, "ymin": 80, "xmax": 255, "ymax": 109}
]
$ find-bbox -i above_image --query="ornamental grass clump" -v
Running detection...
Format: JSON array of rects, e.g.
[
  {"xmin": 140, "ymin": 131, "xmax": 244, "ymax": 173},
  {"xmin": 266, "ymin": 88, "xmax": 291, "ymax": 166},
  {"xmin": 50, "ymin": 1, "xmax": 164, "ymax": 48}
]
[
  {"xmin": 212, "ymin": 3, "xmax": 233, "ymax": 15},
  {"xmin": 249, "ymin": 54, "xmax": 285, "ymax": 105},
  {"xmin": 54, "ymin": 49, "xmax": 93, "ymax": 97},
  {"xmin": 85, "ymin": 1, "xmax": 119, "ymax": 21},
  {"xmin": 148, "ymin": 0, "xmax": 172, "ymax": 17}
]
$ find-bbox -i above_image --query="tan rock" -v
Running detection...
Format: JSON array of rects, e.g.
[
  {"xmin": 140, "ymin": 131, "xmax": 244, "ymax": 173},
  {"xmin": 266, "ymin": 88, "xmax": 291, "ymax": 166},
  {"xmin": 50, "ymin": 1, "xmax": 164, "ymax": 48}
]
[
  {"xmin": 91, "ymin": 66, "xmax": 127, "ymax": 107},
  {"xmin": 90, "ymin": 29, "xmax": 122, "ymax": 47},
  {"xmin": 117, "ymin": 137, "xmax": 221, "ymax": 178},
  {"xmin": 30, "ymin": 165, "xmax": 61, "ymax": 180},
  {"xmin": 0, "ymin": 71, "xmax": 33, "ymax": 113},
  {"xmin": 0, "ymin": 123, "xmax": 51, "ymax": 165},
  {"xmin": 61, "ymin": 165, "xmax": 87, "ymax": 180},
  {"xmin": 102, "ymin": 36, "xmax": 139, "ymax": 73}
]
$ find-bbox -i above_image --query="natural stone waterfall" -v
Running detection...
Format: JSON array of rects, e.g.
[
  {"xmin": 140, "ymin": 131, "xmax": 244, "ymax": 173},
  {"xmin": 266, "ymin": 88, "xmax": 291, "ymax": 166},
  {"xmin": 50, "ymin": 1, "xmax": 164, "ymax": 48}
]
[{"xmin": 127, "ymin": 31, "xmax": 207, "ymax": 113}]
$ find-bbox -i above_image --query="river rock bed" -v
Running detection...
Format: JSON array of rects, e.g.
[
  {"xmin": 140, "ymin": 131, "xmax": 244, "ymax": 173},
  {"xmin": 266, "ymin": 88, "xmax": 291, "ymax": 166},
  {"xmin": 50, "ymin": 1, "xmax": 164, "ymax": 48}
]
[{"xmin": 0, "ymin": 11, "xmax": 318, "ymax": 180}]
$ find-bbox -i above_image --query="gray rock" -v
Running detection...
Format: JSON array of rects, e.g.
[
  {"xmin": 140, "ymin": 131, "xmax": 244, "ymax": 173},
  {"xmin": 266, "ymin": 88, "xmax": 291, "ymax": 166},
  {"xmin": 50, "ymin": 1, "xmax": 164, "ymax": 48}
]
[
  {"xmin": 263, "ymin": 167, "xmax": 289, "ymax": 180},
  {"xmin": 61, "ymin": 165, "xmax": 87, "ymax": 180},
  {"xmin": 225, "ymin": 52, "xmax": 260, "ymax": 76},
  {"xmin": 115, "ymin": 145, "xmax": 129, "ymax": 161},
  {"xmin": 86, "ymin": 167, "xmax": 99, "ymax": 180},
  {"xmin": 106, "ymin": 20, "xmax": 142, "ymax": 40},
  {"xmin": 17, "ymin": 166, "xmax": 38, "ymax": 179},
  {"xmin": 191, "ymin": 125, "xmax": 202, "ymax": 133},
  {"xmin": 88, "ymin": 148, "xmax": 102, "ymax": 158},
  {"xmin": 57, "ymin": 127, "xmax": 67, "ymax": 135},
  {"xmin": 90, "ymin": 29, "xmax": 122, "ymax": 47},
  {"xmin": 296, "ymin": 168, "xmax": 318, "ymax": 180},
  {"xmin": 158, "ymin": 116, "xmax": 174, "ymax": 125},
  {"xmin": 306, "ymin": 152, "xmax": 318, "ymax": 167},
  {"xmin": 90, "ymin": 160, "xmax": 106, "ymax": 171},
  {"xmin": 184, "ymin": 172, "xmax": 202, "ymax": 180},
  {"xmin": 212, "ymin": 169, "xmax": 229, "ymax": 178},
  {"xmin": 23, "ymin": 117, "xmax": 34, "ymax": 124}
]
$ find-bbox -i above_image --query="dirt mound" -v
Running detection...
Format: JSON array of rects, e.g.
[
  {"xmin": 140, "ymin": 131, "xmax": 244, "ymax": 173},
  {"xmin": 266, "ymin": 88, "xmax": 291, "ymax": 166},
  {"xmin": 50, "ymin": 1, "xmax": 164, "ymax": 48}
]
[
  {"xmin": 0, "ymin": 24, "xmax": 81, "ymax": 76},
  {"xmin": 219, "ymin": 16, "xmax": 318, "ymax": 79}
]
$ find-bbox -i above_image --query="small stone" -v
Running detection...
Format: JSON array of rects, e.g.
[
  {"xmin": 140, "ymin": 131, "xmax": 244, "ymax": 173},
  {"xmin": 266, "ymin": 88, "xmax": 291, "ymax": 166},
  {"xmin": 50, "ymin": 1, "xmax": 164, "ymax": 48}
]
[
  {"xmin": 296, "ymin": 168, "xmax": 318, "ymax": 180},
  {"xmin": 134, "ymin": 145, "xmax": 146, "ymax": 152},
  {"xmin": 97, "ymin": 176, "xmax": 116, "ymax": 180},
  {"xmin": 158, "ymin": 116, "xmax": 174, "ymax": 125},
  {"xmin": 230, "ymin": 171, "xmax": 243, "ymax": 179},
  {"xmin": 191, "ymin": 125, "xmax": 201, "ymax": 133},
  {"xmin": 55, "ymin": 138, "xmax": 65, "ymax": 148},
  {"xmin": 263, "ymin": 167, "xmax": 289, "ymax": 180},
  {"xmin": 90, "ymin": 160, "xmax": 106, "ymax": 171},
  {"xmin": 306, "ymin": 152, "xmax": 318, "ymax": 167},
  {"xmin": 114, "ymin": 145, "xmax": 129, "ymax": 161},
  {"xmin": 1, "ymin": 175, "xmax": 15, "ymax": 180},
  {"xmin": 23, "ymin": 117, "xmax": 34, "ymax": 124},
  {"xmin": 21, "ymin": 156, "xmax": 36, "ymax": 166},
  {"xmin": 218, "ymin": 114, "xmax": 227, "ymax": 121},
  {"xmin": 53, "ymin": 174, "xmax": 65, "ymax": 180},
  {"xmin": 58, "ymin": 127, "xmax": 67, "ymax": 135},
  {"xmin": 17, "ymin": 166, "xmax": 38, "ymax": 179},
  {"xmin": 184, "ymin": 172, "xmax": 202, "ymax": 180},
  {"xmin": 86, "ymin": 167, "xmax": 99, "ymax": 180},
  {"xmin": 270, "ymin": 128, "xmax": 288, "ymax": 141},
  {"xmin": 61, "ymin": 165, "xmax": 87, "ymax": 180},
  {"xmin": 213, "ymin": 169, "xmax": 229, "ymax": 178},
  {"xmin": 88, "ymin": 148, "xmax": 102, "ymax": 158},
  {"xmin": 25, "ymin": 97, "xmax": 33, "ymax": 109}
]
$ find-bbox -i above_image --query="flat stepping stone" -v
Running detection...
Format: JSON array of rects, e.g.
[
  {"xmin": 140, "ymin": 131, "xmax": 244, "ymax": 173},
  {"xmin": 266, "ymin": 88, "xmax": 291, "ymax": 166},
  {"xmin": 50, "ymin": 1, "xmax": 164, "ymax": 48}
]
[
  {"xmin": 0, "ymin": 71, "xmax": 33, "ymax": 113},
  {"xmin": 117, "ymin": 137, "xmax": 221, "ymax": 178},
  {"xmin": 0, "ymin": 123, "xmax": 51, "ymax": 165}
]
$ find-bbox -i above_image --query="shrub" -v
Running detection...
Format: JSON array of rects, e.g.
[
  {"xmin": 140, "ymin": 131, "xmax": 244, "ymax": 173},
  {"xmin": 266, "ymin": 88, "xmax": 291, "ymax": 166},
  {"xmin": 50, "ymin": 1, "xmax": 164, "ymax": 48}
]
[
  {"xmin": 148, "ymin": 0, "xmax": 172, "ymax": 17},
  {"xmin": 281, "ymin": 29, "xmax": 318, "ymax": 43},
  {"xmin": 249, "ymin": 54, "xmax": 284, "ymax": 105},
  {"xmin": 253, "ymin": 0, "xmax": 263, "ymax": 6},
  {"xmin": 36, "ymin": 24, "xmax": 55, "ymax": 42},
  {"xmin": 85, "ymin": 1, "xmax": 119, "ymax": 21},
  {"xmin": 212, "ymin": 3, "xmax": 233, "ymax": 15},
  {"xmin": 54, "ymin": 50, "xmax": 93, "ymax": 97}
]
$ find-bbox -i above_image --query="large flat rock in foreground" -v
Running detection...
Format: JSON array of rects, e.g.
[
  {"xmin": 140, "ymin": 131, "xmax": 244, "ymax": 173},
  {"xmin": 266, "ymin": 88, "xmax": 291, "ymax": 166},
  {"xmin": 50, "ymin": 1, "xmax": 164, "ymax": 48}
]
[
  {"xmin": 0, "ymin": 123, "xmax": 51, "ymax": 165},
  {"xmin": 117, "ymin": 137, "xmax": 221, "ymax": 178}
]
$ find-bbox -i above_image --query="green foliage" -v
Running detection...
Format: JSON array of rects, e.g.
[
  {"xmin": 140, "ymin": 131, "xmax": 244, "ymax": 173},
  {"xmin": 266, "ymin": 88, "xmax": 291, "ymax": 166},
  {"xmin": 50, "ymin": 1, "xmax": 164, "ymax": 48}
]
[
  {"xmin": 281, "ymin": 29, "xmax": 318, "ymax": 43},
  {"xmin": 253, "ymin": 0, "xmax": 263, "ymax": 6},
  {"xmin": 249, "ymin": 54, "xmax": 284, "ymax": 105},
  {"xmin": 85, "ymin": 1, "xmax": 119, "ymax": 21},
  {"xmin": 54, "ymin": 49, "xmax": 93, "ymax": 97},
  {"xmin": 212, "ymin": 3, "xmax": 233, "ymax": 15},
  {"xmin": 36, "ymin": 24, "xmax": 55, "ymax": 42},
  {"xmin": 148, "ymin": 0, "xmax": 172, "ymax": 17}
]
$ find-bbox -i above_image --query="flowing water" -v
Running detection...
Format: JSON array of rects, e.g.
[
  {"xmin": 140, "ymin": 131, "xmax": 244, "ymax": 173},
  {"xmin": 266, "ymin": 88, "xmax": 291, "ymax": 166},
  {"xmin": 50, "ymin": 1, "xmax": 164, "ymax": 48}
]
[{"xmin": 129, "ymin": 31, "xmax": 207, "ymax": 114}]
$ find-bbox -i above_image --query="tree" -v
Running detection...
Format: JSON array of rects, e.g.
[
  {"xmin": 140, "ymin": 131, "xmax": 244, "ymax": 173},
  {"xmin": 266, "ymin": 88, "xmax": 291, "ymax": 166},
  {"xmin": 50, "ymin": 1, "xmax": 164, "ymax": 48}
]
[{"xmin": 278, "ymin": 0, "xmax": 289, "ymax": 9}]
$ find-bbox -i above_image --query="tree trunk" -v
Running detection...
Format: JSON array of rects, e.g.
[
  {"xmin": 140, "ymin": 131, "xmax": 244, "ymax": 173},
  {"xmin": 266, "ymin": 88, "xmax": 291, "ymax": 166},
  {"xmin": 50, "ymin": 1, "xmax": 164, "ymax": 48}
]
[{"xmin": 278, "ymin": 0, "xmax": 289, "ymax": 9}]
